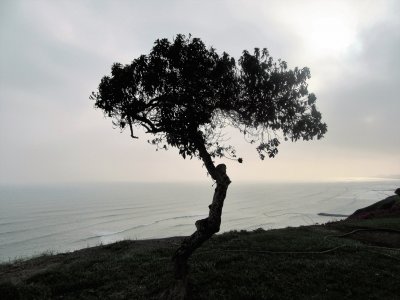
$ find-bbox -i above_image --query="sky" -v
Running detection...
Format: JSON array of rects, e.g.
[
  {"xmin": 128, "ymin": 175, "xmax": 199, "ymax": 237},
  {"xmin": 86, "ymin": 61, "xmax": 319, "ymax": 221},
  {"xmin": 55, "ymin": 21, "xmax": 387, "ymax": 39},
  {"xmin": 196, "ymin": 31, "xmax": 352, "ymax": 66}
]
[{"xmin": 0, "ymin": 0, "xmax": 399, "ymax": 184}]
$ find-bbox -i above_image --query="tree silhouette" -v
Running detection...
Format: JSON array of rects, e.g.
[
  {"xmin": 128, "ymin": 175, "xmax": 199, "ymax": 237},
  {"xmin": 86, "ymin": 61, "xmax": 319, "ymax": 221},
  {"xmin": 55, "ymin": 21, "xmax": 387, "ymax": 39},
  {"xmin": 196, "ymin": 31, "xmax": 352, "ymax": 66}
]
[{"xmin": 91, "ymin": 34, "xmax": 327, "ymax": 282}]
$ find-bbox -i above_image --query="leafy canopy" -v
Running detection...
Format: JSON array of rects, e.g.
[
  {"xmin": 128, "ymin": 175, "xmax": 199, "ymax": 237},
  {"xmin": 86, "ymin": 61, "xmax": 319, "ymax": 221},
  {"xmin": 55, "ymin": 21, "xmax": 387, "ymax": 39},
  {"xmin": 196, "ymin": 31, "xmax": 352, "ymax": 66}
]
[{"xmin": 91, "ymin": 34, "xmax": 327, "ymax": 161}]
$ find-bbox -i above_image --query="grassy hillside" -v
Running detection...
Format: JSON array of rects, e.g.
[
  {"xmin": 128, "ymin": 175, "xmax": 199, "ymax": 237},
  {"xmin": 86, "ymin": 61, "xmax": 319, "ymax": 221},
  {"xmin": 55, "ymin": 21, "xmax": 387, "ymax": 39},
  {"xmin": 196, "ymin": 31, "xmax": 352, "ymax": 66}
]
[{"xmin": 1, "ymin": 215, "xmax": 399, "ymax": 299}]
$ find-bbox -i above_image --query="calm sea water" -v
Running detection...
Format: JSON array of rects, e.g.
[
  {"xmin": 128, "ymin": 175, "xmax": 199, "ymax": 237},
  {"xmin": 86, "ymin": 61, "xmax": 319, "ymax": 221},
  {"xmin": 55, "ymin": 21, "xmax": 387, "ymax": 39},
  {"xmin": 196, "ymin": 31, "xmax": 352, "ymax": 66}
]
[{"xmin": 0, "ymin": 180, "xmax": 398, "ymax": 262}]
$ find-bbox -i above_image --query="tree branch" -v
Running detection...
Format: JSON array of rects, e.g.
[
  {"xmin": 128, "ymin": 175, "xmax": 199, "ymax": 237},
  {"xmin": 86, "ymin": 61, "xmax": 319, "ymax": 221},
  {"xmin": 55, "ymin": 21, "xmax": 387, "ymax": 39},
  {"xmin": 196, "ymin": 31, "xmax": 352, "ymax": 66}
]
[
  {"xmin": 136, "ymin": 114, "xmax": 161, "ymax": 134},
  {"xmin": 128, "ymin": 117, "xmax": 138, "ymax": 139},
  {"xmin": 194, "ymin": 133, "xmax": 231, "ymax": 185}
]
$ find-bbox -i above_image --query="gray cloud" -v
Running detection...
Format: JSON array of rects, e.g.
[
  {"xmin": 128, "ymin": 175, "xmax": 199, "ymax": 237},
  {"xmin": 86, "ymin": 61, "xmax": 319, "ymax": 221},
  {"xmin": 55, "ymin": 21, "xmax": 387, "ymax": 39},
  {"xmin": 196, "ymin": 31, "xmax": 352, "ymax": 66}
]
[
  {"xmin": 316, "ymin": 10, "xmax": 400, "ymax": 154},
  {"xmin": 1, "ymin": 0, "xmax": 399, "ymax": 184}
]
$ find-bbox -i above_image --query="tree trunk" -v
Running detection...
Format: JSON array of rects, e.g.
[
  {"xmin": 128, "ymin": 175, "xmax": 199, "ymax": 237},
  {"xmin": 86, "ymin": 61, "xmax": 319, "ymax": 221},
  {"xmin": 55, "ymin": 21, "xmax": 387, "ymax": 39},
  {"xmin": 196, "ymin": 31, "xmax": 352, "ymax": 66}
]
[{"xmin": 172, "ymin": 142, "xmax": 231, "ymax": 280}]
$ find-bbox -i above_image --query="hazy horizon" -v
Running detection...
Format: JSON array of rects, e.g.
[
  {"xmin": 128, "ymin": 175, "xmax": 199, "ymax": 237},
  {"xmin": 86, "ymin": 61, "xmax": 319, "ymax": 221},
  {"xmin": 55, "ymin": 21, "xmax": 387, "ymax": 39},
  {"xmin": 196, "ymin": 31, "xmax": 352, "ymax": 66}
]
[
  {"xmin": 1, "ymin": 176, "xmax": 400, "ymax": 188},
  {"xmin": 1, "ymin": 179, "xmax": 398, "ymax": 261}
]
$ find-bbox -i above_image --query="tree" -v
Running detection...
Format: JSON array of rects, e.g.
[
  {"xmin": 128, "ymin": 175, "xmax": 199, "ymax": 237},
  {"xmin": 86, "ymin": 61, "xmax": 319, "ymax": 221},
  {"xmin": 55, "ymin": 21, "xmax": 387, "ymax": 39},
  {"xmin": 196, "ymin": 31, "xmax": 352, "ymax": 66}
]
[{"xmin": 91, "ymin": 34, "xmax": 327, "ymax": 282}]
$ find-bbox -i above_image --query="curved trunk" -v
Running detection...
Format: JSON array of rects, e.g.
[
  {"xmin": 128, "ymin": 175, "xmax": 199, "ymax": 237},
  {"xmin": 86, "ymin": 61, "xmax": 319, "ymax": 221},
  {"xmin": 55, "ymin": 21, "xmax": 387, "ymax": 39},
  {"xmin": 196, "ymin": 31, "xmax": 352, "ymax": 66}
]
[{"xmin": 172, "ymin": 142, "xmax": 231, "ymax": 280}]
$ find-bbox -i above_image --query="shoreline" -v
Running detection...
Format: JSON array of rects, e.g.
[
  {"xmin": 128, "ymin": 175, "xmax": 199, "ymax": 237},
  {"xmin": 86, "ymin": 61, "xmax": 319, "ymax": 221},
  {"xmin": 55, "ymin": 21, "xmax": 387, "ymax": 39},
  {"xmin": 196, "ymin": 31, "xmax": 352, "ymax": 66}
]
[
  {"xmin": 1, "ymin": 214, "xmax": 399, "ymax": 299},
  {"xmin": 1, "ymin": 183, "xmax": 398, "ymax": 263}
]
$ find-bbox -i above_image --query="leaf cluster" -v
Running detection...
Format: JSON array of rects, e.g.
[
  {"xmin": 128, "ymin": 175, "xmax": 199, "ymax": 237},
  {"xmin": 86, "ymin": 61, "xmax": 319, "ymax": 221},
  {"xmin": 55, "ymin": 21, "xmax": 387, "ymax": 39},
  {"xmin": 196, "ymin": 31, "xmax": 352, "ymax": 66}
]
[{"xmin": 91, "ymin": 34, "xmax": 327, "ymax": 161}]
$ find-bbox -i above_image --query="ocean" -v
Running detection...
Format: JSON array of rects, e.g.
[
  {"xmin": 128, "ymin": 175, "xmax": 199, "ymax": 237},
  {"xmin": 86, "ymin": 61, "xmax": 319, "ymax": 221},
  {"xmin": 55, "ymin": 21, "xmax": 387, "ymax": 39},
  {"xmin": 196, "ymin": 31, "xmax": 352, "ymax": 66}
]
[{"xmin": 0, "ymin": 180, "xmax": 398, "ymax": 262}]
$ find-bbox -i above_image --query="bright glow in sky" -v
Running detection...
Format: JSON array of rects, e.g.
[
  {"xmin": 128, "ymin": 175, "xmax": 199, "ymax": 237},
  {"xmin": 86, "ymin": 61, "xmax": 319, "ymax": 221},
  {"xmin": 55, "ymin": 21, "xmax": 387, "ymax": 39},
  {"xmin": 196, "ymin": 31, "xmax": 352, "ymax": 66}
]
[
  {"xmin": 0, "ymin": 0, "xmax": 399, "ymax": 184},
  {"xmin": 285, "ymin": 2, "xmax": 359, "ymax": 57},
  {"xmin": 305, "ymin": 17, "xmax": 356, "ymax": 55}
]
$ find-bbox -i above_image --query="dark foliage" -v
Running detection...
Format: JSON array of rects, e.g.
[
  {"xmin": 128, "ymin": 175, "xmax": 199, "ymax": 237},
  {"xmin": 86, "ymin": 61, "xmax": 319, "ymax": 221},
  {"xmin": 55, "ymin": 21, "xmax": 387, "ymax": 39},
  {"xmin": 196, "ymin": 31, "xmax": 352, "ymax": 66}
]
[{"xmin": 91, "ymin": 34, "xmax": 327, "ymax": 162}]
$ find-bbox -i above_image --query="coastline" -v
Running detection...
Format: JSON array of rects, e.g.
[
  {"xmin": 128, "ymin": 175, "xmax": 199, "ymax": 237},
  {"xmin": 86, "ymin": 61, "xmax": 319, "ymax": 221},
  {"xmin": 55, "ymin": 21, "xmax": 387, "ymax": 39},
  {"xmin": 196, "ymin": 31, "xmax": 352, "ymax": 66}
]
[
  {"xmin": 1, "ymin": 180, "xmax": 398, "ymax": 262},
  {"xmin": 1, "ymin": 213, "xmax": 399, "ymax": 299}
]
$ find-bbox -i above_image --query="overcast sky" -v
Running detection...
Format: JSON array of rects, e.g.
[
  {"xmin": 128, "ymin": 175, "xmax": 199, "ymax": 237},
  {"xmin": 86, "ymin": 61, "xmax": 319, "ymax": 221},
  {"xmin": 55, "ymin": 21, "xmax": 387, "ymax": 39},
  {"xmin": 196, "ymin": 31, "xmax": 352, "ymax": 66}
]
[{"xmin": 0, "ymin": 0, "xmax": 399, "ymax": 184}]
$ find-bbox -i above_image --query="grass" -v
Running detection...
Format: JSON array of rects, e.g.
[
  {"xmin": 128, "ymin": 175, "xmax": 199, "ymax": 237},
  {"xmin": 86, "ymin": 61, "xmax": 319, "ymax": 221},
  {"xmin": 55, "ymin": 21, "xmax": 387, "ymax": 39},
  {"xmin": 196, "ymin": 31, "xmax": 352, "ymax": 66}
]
[{"xmin": 1, "ymin": 217, "xmax": 399, "ymax": 299}]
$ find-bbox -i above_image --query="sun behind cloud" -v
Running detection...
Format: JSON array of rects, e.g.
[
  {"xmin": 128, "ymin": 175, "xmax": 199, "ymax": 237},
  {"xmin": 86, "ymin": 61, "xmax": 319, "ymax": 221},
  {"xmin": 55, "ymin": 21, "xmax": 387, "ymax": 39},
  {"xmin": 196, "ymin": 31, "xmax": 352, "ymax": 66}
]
[
  {"xmin": 304, "ymin": 16, "xmax": 358, "ymax": 57},
  {"xmin": 270, "ymin": 1, "xmax": 362, "ymax": 59}
]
